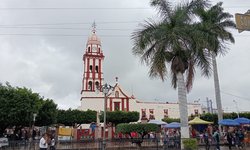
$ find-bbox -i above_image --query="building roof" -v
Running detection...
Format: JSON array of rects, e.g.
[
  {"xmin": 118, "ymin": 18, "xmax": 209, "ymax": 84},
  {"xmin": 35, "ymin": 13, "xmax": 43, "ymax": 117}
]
[
  {"xmin": 189, "ymin": 117, "xmax": 213, "ymax": 125},
  {"xmin": 109, "ymin": 77, "xmax": 132, "ymax": 98},
  {"xmin": 87, "ymin": 25, "xmax": 101, "ymax": 46}
]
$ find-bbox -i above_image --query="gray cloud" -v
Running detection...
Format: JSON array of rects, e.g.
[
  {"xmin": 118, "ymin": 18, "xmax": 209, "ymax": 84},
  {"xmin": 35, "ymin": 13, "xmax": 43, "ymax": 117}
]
[{"xmin": 0, "ymin": 0, "xmax": 250, "ymax": 112}]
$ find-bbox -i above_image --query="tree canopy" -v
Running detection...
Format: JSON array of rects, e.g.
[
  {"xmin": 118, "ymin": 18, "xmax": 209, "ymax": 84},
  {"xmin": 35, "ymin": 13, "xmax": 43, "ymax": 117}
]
[
  {"xmin": 100, "ymin": 111, "xmax": 140, "ymax": 126},
  {"xmin": 56, "ymin": 109, "xmax": 96, "ymax": 126},
  {"xmin": 132, "ymin": 0, "xmax": 211, "ymax": 91},
  {"xmin": 35, "ymin": 99, "xmax": 58, "ymax": 126},
  {"xmin": 162, "ymin": 117, "xmax": 180, "ymax": 123},
  {"xmin": 0, "ymin": 83, "xmax": 58, "ymax": 134}
]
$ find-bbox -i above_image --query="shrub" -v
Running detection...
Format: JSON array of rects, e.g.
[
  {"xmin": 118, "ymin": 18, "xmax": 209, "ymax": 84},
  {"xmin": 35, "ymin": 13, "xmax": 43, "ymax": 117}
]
[{"xmin": 183, "ymin": 138, "xmax": 197, "ymax": 150}]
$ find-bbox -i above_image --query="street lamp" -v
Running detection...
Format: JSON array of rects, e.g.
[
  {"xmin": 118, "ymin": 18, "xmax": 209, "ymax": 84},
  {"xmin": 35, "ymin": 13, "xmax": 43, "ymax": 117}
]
[
  {"xmin": 32, "ymin": 113, "xmax": 37, "ymax": 140},
  {"xmin": 233, "ymin": 100, "xmax": 240, "ymax": 118},
  {"xmin": 33, "ymin": 113, "xmax": 37, "ymax": 122},
  {"xmin": 100, "ymin": 83, "xmax": 114, "ymax": 150}
]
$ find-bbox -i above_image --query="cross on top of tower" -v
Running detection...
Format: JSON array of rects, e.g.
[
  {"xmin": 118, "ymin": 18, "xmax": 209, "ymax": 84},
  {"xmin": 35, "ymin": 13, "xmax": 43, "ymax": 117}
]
[{"xmin": 92, "ymin": 21, "xmax": 96, "ymax": 33}]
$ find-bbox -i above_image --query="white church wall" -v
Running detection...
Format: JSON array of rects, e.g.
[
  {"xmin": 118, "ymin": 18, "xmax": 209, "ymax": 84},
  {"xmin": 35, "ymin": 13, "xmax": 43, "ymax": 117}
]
[
  {"xmin": 128, "ymin": 100, "xmax": 202, "ymax": 121},
  {"xmin": 80, "ymin": 98, "xmax": 104, "ymax": 111},
  {"xmin": 81, "ymin": 91, "xmax": 104, "ymax": 98}
]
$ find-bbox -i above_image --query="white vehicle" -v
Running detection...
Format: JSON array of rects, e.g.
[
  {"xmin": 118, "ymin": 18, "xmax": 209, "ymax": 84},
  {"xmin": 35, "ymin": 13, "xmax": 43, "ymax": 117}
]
[{"xmin": 0, "ymin": 137, "xmax": 9, "ymax": 147}]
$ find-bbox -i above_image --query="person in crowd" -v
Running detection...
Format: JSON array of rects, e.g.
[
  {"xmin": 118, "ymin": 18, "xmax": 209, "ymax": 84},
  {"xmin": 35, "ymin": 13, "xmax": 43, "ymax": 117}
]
[
  {"xmin": 163, "ymin": 129, "xmax": 169, "ymax": 146},
  {"xmin": 23, "ymin": 129, "xmax": 29, "ymax": 143},
  {"xmin": 204, "ymin": 129, "xmax": 210, "ymax": 150},
  {"xmin": 226, "ymin": 131, "xmax": 233, "ymax": 150},
  {"xmin": 39, "ymin": 133, "xmax": 48, "ymax": 150},
  {"xmin": 200, "ymin": 132, "xmax": 205, "ymax": 144},
  {"xmin": 149, "ymin": 132, "xmax": 155, "ymax": 139},
  {"xmin": 235, "ymin": 129, "xmax": 244, "ymax": 149},
  {"xmin": 173, "ymin": 130, "xmax": 180, "ymax": 148},
  {"xmin": 213, "ymin": 128, "xmax": 220, "ymax": 150},
  {"xmin": 191, "ymin": 128, "xmax": 196, "ymax": 138},
  {"xmin": 32, "ymin": 129, "xmax": 36, "ymax": 140},
  {"xmin": 50, "ymin": 136, "xmax": 56, "ymax": 150}
]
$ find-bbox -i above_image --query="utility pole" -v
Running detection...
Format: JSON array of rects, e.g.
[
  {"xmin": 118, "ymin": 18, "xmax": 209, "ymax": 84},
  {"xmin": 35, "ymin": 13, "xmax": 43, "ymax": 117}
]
[
  {"xmin": 212, "ymin": 52, "xmax": 223, "ymax": 129},
  {"xmin": 210, "ymin": 99, "xmax": 213, "ymax": 114},
  {"xmin": 206, "ymin": 97, "xmax": 210, "ymax": 113}
]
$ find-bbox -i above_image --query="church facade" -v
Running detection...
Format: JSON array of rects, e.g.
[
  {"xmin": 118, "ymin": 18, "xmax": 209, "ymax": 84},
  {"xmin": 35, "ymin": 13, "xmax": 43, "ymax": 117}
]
[{"xmin": 78, "ymin": 28, "xmax": 202, "ymax": 120}]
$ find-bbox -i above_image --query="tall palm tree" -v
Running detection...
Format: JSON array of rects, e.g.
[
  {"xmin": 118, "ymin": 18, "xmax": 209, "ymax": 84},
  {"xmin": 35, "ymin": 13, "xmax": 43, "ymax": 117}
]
[
  {"xmin": 194, "ymin": 2, "xmax": 235, "ymax": 125},
  {"xmin": 132, "ymin": 0, "xmax": 210, "ymax": 143}
]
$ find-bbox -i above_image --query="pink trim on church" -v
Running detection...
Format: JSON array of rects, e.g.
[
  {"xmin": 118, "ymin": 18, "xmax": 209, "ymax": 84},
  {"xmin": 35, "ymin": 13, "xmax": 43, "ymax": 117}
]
[
  {"xmin": 126, "ymin": 98, "xmax": 129, "ymax": 111},
  {"xmin": 121, "ymin": 98, "xmax": 124, "ymax": 111},
  {"xmin": 109, "ymin": 98, "xmax": 113, "ymax": 111}
]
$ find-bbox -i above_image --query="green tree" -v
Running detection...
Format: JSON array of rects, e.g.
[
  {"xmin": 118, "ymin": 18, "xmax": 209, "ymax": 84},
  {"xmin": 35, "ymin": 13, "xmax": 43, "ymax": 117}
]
[
  {"xmin": 223, "ymin": 112, "xmax": 238, "ymax": 119},
  {"xmin": 198, "ymin": 112, "xmax": 250, "ymax": 125},
  {"xmin": 194, "ymin": 1, "xmax": 235, "ymax": 126},
  {"xmin": 116, "ymin": 123, "xmax": 159, "ymax": 147},
  {"xmin": 57, "ymin": 109, "xmax": 96, "ymax": 126},
  {"xmin": 132, "ymin": 0, "xmax": 209, "ymax": 140},
  {"xmin": 200, "ymin": 113, "xmax": 218, "ymax": 124},
  {"xmin": 100, "ymin": 111, "xmax": 139, "ymax": 126},
  {"xmin": 199, "ymin": 112, "xmax": 250, "ymax": 125},
  {"xmin": 0, "ymin": 83, "xmax": 58, "ymax": 134},
  {"xmin": 238, "ymin": 112, "xmax": 250, "ymax": 119},
  {"xmin": 162, "ymin": 118, "xmax": 180, "ymax": 123},
  {"xmin": 35, "ymin": 99, "xmax": 58, "ymax": 126}
]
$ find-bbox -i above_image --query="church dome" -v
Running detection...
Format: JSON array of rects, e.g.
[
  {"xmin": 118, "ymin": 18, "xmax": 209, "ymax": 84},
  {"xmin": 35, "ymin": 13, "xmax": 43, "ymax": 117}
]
[{"xmin": 87, "ymin": 31, "xmax": 101, "ymax": 46}]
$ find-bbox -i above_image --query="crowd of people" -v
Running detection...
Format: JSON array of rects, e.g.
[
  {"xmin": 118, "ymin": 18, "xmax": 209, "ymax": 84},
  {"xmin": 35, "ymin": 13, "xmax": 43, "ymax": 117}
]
[
  {"xmin": 4, "ymin": 127, "xmax": 43, "ymax": 142},
  {"xmin": 3, "ymin": 127, "xmax": 57, "ymax": 150},
  {"xmin": 163, "ymin": 129, "xmax": 181, "ymax": 148},
  {"xmin": 191, "ymin": 126, "xmax": 248, "ymax": 150},
  {"xmin": 2, "ymin": 124, "xmax": 250, "ymax": 150},
  {"xmin": 223, "ymin": 128, "xmax": 246, "ymax": 150}
]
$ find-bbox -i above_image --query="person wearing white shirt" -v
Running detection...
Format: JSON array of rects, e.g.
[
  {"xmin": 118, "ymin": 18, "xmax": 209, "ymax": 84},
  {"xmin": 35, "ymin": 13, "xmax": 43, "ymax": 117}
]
[{"xmin": 39, "ymin": 133, "xmax": 48, "ymax": 150}]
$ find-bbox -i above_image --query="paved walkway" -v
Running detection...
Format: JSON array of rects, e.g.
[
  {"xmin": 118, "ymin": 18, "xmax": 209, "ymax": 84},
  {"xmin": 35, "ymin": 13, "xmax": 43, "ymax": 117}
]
[
  {"xmin": 199, "ymin": 146, "xmax": 242, "ymax": 150},
  {"xmin": 2, "ymin": 140, "xmax": 249, "ymax": 150},
  {"xmin": 1, "ymin": 145, "xmax": 248, "ymax": 150}
]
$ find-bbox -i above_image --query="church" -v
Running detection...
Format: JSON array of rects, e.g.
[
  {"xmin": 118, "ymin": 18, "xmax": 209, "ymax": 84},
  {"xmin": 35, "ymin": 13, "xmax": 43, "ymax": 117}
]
[{"xmin": 78, "ymin": 27, "xmax": 202, "ymax": 121}]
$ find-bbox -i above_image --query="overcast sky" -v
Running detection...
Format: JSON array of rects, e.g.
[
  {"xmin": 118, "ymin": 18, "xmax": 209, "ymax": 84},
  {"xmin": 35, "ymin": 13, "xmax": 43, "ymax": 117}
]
[{"xmin": 0, "ymin": 0, "xmax": 250, "ymax": 112}]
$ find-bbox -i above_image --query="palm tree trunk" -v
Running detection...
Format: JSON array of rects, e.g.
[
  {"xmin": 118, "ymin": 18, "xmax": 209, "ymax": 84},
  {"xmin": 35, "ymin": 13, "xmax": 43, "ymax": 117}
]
[
  {"xmin": 177, "ymin": 72, "xmax": 190, "ymax": 149},
  {"xmin": 212, "ymin": 52, "xmax": 223, "ymax": 128}
]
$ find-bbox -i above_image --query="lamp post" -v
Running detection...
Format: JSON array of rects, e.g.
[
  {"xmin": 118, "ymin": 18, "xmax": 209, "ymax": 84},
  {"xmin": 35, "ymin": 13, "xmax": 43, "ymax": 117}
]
[
  {"xmin": 100, "ymin": 83, "xmax": 113, "ymax": 150},
  {"xmin": 32, "ymin": 113, "xmax": 37, "ymax": 140},
  {"xmin": 233, "ymin": 100, "xmax": 240, "ymax": 118},
  {"xmin": 33, "ymin": 113, "xmax": 37, "ymax": 123}
]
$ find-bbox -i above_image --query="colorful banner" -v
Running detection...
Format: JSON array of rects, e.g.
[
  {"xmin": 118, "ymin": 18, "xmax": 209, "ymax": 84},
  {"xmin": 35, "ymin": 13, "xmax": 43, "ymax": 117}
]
[
  {"xmin": 77, "ymin": 129, "xmax": 95, "ymax": 140},
  {"xmin": 58, "ymin": 128, "xmax": 72, "ymax": 136}
]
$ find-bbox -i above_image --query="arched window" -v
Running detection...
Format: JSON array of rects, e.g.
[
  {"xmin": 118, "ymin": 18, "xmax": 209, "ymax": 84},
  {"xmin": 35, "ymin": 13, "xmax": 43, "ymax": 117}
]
[
  {"xmin": 88, "ymin": 47, "xmax": 90, "ymax": 52},
  {"xmin": 98, "ymin": 48, "xmax": 101, "ymax": 53},
  {"xmin": 95, "ymin": 66, "xmax": 98, "ymax": 73},
  {"xmin": 95, "ymin": 81, "xmax": 99, "ymax": 90},
  {"xmin": 88, "ymin": 81, "xmax": 92, "ymax": 90},
  {"xmin": 115, "ymin": 91, "xmax": 119, "ymax": 98},
  {"xmin": 89, "ymin": 65, "xmax": 92, "ymax": 72}
]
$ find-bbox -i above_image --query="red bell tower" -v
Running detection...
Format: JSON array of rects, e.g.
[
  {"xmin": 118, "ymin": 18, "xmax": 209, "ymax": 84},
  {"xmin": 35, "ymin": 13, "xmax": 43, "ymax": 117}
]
[{"xmin": 81, "ymin": 24, "xmax": 104, "ymax": 94}]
